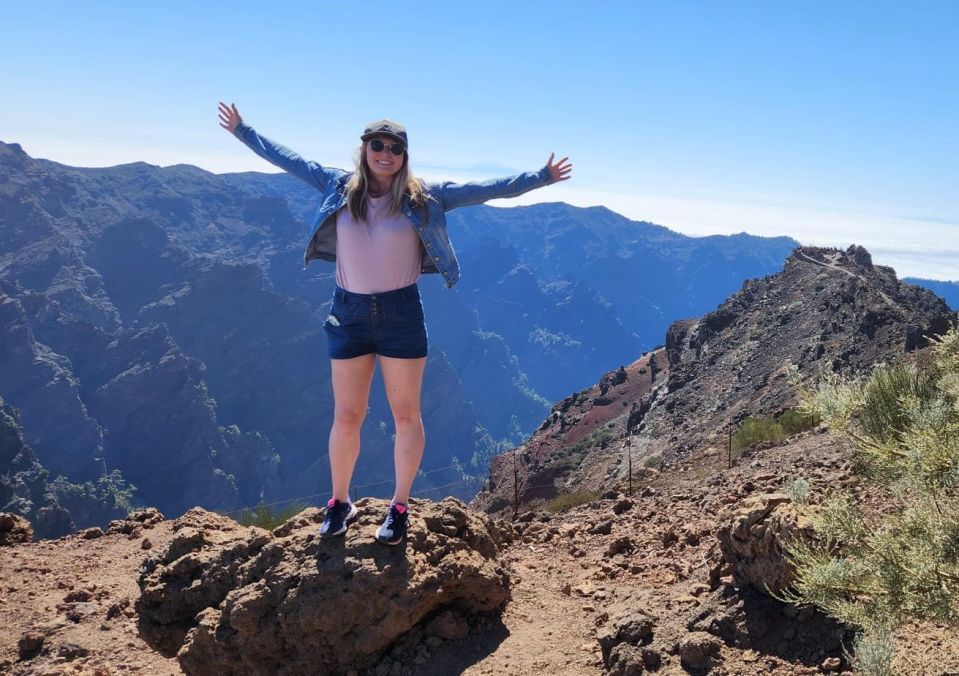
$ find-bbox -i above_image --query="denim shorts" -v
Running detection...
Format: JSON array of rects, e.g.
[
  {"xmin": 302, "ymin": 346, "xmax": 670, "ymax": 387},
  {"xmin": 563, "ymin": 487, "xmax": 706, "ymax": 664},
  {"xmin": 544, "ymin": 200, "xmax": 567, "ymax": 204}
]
[{"xmin": 323, "ymin": 284, "xmax": 428, "ymax": 360}]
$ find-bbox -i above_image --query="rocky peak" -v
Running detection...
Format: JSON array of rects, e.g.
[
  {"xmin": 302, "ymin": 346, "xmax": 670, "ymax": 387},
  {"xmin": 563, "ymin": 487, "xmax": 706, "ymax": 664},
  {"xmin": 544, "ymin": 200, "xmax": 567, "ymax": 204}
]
[
  {"xmin": 478, "ymin": 244, "xmax": 955, "ymax": 513},
  {"xmin": 630, "ymin": 244, "xmax": 954, "ymax": 468}
]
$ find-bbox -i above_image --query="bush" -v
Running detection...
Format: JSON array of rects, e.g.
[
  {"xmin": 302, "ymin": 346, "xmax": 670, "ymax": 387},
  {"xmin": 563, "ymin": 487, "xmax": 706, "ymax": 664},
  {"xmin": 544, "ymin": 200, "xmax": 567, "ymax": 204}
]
[
  {"xmin": 783, "ymin": 325, "xmax": 959, "ymax": 673},
  {"xmin": 731, "ymin": 416, "xmax": 784, "ymax": 452},
  {"xmin": 778, "ymin": 408, "xmax": 821, "ymax": 435},
  {"xmin": 731, "ymin": 408, "xmax": 820, "ymax": 454},
  {"xmin": 235, "ymin": 501, "xmax": 310, "ymax": 530},
  {"xmin": 784, "ymin": 477, "xmax": 811, "ymax": 505},
  {"xmin": 545, "ymin": 490, "xmax": 601, "ymax": 513},
  {"xmin": 643, "ymin": 453, "xmax": 663, "ymax": 469}
]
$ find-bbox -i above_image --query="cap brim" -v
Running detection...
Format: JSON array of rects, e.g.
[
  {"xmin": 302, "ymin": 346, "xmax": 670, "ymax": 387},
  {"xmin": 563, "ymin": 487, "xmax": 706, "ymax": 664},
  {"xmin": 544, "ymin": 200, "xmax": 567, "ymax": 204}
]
[{"xmin": 361, "ymin": 132, "xmax": 407, "ymax": 146}]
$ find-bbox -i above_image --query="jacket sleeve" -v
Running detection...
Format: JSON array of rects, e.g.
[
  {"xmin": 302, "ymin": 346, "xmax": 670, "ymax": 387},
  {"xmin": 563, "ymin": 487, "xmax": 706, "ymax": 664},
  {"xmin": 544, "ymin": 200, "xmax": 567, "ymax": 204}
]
[
  {"xmin": 233, "ymin": 122, "xmax": 341, "ymax": 192},
  {"xmin": 437, "ymin": 166, "xmax": 554, "ymax": 211}
]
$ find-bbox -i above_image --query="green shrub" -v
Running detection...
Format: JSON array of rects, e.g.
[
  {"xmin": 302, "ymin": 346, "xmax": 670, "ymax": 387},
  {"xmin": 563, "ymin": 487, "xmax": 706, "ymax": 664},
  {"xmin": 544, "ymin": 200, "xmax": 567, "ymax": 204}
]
[
  {"xmin": 777, "ymin": 408, "xmax": 821, "ymax": 435},
  {"xmin": 731, "ymin": 416, "xmax": 784, "ymax": 452},
  {"xmin": 784, "ymin": 477, "xmax": 811, "ymax": 505},
  {"xmin": 730, "ymin": 408, "xmax": 819, "ymax": 454},
  {"xmin": 643, "ymin": 454, "xmax": 663, "ymax": 469},
  {"xmin": 235, "ymin": 501, "xmax": 310, "ymax": 530},
  {"xmin": 783, "ymin": 325, "xmax": 959, "ymax": 673},
  {"xmin": 859, "ymin": 362, "xmax": 938, "ymax": 445},
  {"xmin": 545, "ymin": 490, "xmax": 601, "ymax": 513}
]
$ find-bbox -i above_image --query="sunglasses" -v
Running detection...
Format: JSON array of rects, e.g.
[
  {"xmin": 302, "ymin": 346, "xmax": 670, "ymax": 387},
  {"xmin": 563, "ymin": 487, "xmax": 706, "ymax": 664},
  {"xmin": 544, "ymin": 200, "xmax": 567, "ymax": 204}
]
[{"xmin": 368, "ymin": 139, "xmax": 406, "ymax": 156}]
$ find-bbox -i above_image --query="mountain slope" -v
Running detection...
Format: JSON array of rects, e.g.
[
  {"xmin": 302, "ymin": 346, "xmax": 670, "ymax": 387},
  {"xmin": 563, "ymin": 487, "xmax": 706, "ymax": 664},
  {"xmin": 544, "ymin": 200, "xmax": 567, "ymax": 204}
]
[{"xmin": 476, "ymin": 245, "xmax": 955, "ymax": 513}]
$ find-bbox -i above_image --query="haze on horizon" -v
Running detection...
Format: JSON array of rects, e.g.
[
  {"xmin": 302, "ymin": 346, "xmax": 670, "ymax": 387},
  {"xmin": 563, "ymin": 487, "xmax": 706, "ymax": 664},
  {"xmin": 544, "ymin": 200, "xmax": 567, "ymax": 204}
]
[{"xmin": 3, "ymin": 1, "xmax": 957, "ymax": 280}]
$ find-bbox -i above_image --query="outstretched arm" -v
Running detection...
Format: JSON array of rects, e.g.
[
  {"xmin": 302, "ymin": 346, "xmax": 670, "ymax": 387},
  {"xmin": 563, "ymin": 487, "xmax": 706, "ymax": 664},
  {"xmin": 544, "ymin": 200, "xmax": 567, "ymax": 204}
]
[
  {"xmin": 439, "ymin": 153, "xmax": 573, "ymax": 211},
  {"xmin": 217, "ymin": 101, "xmax": 342, "ymax": 192}
]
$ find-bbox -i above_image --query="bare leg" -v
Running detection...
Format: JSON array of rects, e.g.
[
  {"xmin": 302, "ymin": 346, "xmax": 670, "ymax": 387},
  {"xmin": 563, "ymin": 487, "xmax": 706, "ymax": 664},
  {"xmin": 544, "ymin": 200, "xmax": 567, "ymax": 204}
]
[
  {"xmin": 329, "ymin": 355, "xmax": 376, "ymax": 502},
  {"xmin": 379, "ymin": 356, "xmax": 427, "ymax": 504}
]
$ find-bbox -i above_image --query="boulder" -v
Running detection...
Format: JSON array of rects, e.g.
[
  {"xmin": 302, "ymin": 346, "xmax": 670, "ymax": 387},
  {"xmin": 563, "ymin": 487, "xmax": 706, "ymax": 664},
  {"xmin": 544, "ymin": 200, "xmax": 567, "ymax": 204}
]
[
  {"xmin": 137, "ymin": 498, "xmax": 511, "ymax": 674},
  {"xmin": 597, "ymin": 610, "xmax": 655, "ymax": 669},
  {"xmin": 0, "ymin": 511, "xmax": 32, "ymax": 545},
  {"xmin": 678, "ymin": 631, "xmax": 722, "ymax": 670},
  {"xmin": 716, "ymin": 493, "xmax": 817, "ymax": 596}
]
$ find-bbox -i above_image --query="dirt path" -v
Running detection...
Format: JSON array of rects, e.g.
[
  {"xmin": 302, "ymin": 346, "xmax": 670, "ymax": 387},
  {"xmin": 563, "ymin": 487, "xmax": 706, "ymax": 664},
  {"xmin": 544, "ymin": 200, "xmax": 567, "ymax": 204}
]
[{"xmin": 0, "ymin": 520, "xmax": 180, "ymax": 675}]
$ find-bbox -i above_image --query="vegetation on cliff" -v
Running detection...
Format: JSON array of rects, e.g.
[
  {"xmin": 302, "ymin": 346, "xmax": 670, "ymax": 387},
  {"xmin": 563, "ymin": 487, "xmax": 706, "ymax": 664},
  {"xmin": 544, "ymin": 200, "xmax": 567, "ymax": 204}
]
[{"xmin": 785, "ymin": 323, "xmax": 959, "ymax": 674}]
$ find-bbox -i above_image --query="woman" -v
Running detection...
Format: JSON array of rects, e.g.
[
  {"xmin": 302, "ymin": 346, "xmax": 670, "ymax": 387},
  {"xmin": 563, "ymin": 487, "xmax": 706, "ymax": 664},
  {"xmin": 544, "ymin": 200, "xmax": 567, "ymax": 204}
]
[{"xmin": 218, "ymin": 102, "xmax": 571, "ymax": 545}]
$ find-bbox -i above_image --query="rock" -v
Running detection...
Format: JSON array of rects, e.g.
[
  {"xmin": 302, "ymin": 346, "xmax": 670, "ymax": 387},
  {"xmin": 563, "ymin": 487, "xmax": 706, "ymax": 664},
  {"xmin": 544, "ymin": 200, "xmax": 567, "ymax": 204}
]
[
  {"xmin": 612, "ymin": 499, "xmax": 634, "ymax": 515},
  {"xmin": 141, "ymin": 537, "xmax": 153, "ymax": 550},
  {"xmin": 57, "ymin": 641, "xmax": 90, "ymax": 660},
  {"xmin": 106, "ymin": 598, "xmax": 130, "ymax": 620},
  {"xmin": 678, "ymin": 631, "xmax": 722, "ymax": 670},
  {"xmin": 138, "ymin": 500, "xmax": 510, "ymax": 674},
  {"xmin": 597, "ymin": 611, "xmax": 655, "ymax": 664},
  {"xmin": 689, "ymin": 583, "xmax": 711, "ymax": 596},
  {"xmin": 107, "ymin": 510, "xmax": 158, "ymax": 536},
  {"xmin": 717, "ymin": 493, "xmax": 817, "ymax": 596},
  {"xmin": 605, "ymin": 536, "xmax": 634, "ymax": 558},
  {"xmin": 821, "ymin": 656, "xmax": 842, "ymax": 672},
  {"xmin": 17, "ymin": 631, "xmax": 44, "ymax": 659},
  {"xmin": 79, "ymin": 527, "xmax": 104, "ymax": 539},
  {"xmin": 589, "ymin": 520, "xmax": 613, "ymax": 535},
  {"xmin": 425, "ymin": 610, "xmax": 469, "ymax": 640},
  {"xmin": 0, "ymin": 511, "xmax": 33, "ymax": 545},
  {"xmin": 606, "ymin": 643, "xmax": 646, "ymax": 675},
  {"xmin": 65, "ymin": 601, "xmax": 99, "ymax": 622}
]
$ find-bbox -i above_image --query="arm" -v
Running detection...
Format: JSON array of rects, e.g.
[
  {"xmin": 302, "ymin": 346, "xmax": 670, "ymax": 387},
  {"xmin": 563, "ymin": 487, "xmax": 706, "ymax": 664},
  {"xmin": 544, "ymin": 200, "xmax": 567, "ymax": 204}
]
[
  {"xmin": 438, "ymin": 153, "xmax": 572, "ymax": 211},
  {"xmin": 218, "ymin": 101, "xmax": 342, "ymax": 192}
]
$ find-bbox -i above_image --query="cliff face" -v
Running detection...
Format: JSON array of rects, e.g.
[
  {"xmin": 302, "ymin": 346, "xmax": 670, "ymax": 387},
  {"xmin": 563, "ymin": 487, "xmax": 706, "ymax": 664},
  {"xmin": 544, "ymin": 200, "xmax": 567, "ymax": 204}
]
[
  {"xmin": 476, "ymin": 245, "xmax": 956, "ymax": 513},
  {"xmin": 0, "ymin": 397, "xmax": 73, "ymax": 539}
]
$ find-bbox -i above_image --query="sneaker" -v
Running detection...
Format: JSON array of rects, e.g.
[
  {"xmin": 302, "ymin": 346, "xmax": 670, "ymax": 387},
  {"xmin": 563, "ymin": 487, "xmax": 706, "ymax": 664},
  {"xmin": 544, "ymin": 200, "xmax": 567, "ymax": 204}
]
[
  {"xmin": 375, "ymin": 502, "xmax": 409, "ymax": 546},
  {"xmin": 319, "ymin": 498, "xmax": 357, "ymax": 538}
]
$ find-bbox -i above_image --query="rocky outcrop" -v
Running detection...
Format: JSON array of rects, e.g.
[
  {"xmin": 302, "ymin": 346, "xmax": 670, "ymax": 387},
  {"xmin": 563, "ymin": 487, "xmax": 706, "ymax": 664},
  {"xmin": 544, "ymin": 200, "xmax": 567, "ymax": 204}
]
[
  {"xmin": 137, "ymin": 499, "xmax": 513, "ymax": 674},
  {"xmin": 0, "ymin": 511, "xmax": 33, "ymax": 545},
  {"xmin": 717, "ymin": 493, "xmax": 817, "ymax": 596}
]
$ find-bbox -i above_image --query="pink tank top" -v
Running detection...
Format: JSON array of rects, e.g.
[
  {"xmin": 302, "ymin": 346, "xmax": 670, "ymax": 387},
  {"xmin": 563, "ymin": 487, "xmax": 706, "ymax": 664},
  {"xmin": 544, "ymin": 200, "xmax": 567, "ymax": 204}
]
[{"xmin": 334, "ymin": 194, "xmax": 422, "ymax": 294}]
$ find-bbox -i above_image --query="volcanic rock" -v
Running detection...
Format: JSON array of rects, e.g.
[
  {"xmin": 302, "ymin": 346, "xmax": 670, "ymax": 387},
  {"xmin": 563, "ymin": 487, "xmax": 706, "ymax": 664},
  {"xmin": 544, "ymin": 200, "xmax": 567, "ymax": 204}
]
[
  {"xmin": 0, "ymin": 511, "xmax": 33, "ymax": 545},
  {"xmin": 138, "ymin": 498, "xmax": 511, "ymax": 674},
  {"xmin": 717, "ymin": 493, "xmax": 817, "ymax": 596}
]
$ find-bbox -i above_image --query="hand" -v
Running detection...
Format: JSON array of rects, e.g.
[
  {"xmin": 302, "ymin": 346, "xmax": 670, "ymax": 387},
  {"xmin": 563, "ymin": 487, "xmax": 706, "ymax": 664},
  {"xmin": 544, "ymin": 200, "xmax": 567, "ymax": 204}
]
[
  {"xmin": 546, "ymin": 153, "xmax": 572, "ymax": 183},
  {"xmin": 218, "ymin": 101, "xmax": 243, "ymax": 134}
]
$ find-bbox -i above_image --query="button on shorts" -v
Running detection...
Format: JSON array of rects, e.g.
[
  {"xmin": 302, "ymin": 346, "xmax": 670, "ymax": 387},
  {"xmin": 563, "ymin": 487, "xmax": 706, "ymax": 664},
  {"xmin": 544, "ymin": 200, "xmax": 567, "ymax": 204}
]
[{"xmin": 323, "ymin": 283, "xmax": 428, "ymax": 360}]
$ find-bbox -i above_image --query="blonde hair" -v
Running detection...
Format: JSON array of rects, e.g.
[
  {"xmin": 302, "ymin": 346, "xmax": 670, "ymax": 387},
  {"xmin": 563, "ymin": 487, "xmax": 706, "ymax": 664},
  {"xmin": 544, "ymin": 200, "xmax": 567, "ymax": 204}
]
[{"xmin": 345, "ymin": 141, "xmax": 429, "ymax": 222}]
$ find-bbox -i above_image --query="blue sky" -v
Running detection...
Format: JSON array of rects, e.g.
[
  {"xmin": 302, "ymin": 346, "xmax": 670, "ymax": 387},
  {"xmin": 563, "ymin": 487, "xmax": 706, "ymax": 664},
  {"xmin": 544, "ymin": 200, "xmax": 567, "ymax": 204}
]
[{"xmin": 3, "ymin": 1, "xmax": 958, "ymax": 279}]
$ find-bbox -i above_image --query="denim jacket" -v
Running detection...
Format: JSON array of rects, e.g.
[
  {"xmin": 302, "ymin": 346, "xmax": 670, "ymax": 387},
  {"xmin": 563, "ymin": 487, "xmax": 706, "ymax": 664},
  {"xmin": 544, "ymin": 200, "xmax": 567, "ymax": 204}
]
[{"xmin": 233, "ymin": 122, "xmax": 554, "ymax": 288}]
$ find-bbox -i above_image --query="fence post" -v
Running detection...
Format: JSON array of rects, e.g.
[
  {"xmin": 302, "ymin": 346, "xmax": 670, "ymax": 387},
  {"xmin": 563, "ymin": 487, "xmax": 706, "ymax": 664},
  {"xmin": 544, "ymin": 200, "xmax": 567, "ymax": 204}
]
[
  {"xmin": 627, "ymin": 442, "xmax": 633, "ymax": 497},
  {"xmin": 727, "ymin": 422, "xmax": 733, "ymax": 469},
  {"xmin": 512, "ymin": 451, "xmax": 519, "ymax": 521}
]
